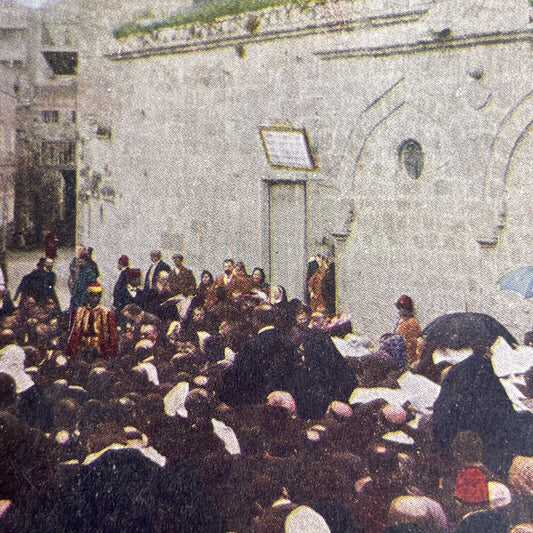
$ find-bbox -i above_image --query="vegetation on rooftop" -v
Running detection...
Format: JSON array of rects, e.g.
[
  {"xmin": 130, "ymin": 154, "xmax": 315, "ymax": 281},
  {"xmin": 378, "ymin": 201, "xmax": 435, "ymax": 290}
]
[{"xmin": 113, "ymin": 0, "xmax": 318, "ymax": 39}]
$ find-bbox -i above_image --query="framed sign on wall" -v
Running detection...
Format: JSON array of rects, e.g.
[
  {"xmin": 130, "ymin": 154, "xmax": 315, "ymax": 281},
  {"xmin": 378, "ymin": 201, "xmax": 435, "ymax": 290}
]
[{"xmin": 260, "ymin": 126, "xmax": 317, "ymax": 171}]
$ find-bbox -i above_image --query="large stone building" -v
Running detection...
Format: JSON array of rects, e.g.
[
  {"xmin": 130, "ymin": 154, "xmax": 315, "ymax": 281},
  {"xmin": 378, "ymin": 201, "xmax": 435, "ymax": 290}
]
[
  {"xmin": 3, "ymin": 0, "xmax": 533, "ymax": 340},
  {"xmin": 0, "ymin": 2, "xmax": 28, "ymax": 251},
  {"xmin": 0, "ymin": 0, "xmax": 191, "ymax": 249},
  {"xmin": 0, "ymin": 0, "xmax": 77, "ymax": 248}
]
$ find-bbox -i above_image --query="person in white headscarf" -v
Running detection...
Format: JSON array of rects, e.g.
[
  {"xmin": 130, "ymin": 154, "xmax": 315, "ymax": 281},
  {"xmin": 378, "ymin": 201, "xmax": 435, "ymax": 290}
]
[{"xmin": 0, "ymin": 330, "xmax": 53, "ymax": 431}]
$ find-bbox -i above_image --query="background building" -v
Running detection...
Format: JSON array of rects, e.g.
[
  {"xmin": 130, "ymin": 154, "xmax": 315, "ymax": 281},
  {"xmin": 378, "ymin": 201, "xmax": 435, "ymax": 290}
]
[{"xmin": 0, "ymin": 2, "xmax": 28, "ymax": 252}]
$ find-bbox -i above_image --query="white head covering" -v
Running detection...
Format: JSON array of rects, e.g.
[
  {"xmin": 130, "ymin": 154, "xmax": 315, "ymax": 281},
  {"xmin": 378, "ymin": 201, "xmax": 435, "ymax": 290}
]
[
  {"xmin": 133, "ymin": 362, "xmax": 160, "ymax": 386},
  {"xmin": 0, "ymin": 344, "xmax": 33, "ymax": 393},
  {"xmin": 285, "ymin": 506, "xmax": 331, "ymax": 533},
  {"xmin": 164, "ymin": 381, "xmax": 189, "ymax": 417},
  {"xmin": 211, "ymin": 418, "xmax": 241, "ymax": 455},
  {"xmin": 388, "ymin": 496, "xmax": 449, "ymax": 533},
  {"xmin": 488, "ymin": 481, "xmax": 512, "ymax": 509}
]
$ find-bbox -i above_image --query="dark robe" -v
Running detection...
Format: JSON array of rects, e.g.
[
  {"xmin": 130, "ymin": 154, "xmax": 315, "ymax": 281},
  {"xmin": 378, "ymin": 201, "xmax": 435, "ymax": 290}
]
[
  {"xmin": 142, "ymin": 288, "xmax": 178, "ymax": 321},
  {"xmin": 432, "ymin": 350, "xmax": 533, "ymax": 475},
  {"xmin": 322, "ymin": 262, "xmax": 336, "ymax": 315},
  {"xmin": 293, "ymin": 331, "xmax": 358, "ymax": 419},
  {"xmin": 0, "ymin": 412, "xmax": 56, "ymax": 505},
  {"xmin": 16, "ymin": 268, "xmax": 58, "ymax": 305},
  {"xmin": 0, "ymin": 292, "xmax": 14, "ymax": 317},
  {"xmin": 34, "ymin": 448, "xmax": 226, "ymax": 533},
  {"xmin": 218, "ymin": 327, "xmax": 300, "ymax": 406},
  {"xmin": 179, "ymin": 311, "xmax": 220, "ymax": 344},
  {"xmin": 143, "ymin": 260, "xmax": 171, "ymax": 291},
  {"xmin": 71, "ymin": 265, "xmax": 98, "ymax": 309},
  {"xmin": 168, "ymin": 267, "xmax": 197, "ymax": 297},
  {"xmin": 112, "ymin": 267, "xmax": 130, "ymax": 310},
  {"xmin": 16, "ymin": 384, "xmax": 54, "ymax": 432}
]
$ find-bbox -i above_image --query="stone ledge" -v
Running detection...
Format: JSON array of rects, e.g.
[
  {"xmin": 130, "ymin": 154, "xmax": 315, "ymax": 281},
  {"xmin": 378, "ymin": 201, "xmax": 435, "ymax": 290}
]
[
  {"xmin": 108, "ymin": 0, "xmax": 430, "ymax": 60},
  {"xmin": 315, "ymin": 28, "xmax": 533, "ymax": 60}
]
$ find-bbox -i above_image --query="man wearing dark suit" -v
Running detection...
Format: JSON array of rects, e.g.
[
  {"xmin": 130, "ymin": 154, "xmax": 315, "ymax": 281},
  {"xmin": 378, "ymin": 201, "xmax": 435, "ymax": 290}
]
[
  {"xmin": 218, "ymin": 304, "xmax": 300, "ymax": 406},
  {"xmin": 143, "ymin": 250, "xmax": 170, "ymax": 292},
  {"xmin": 14, "ymin": 258, "xmax": 58, "ymax": 309},
  {"xmin": 41, "ymin": 258, "xmax": 59, "ymax": 309},
  {"xmin": 113, "ymin": 255, "xmax": 130, "ymax": 310},
  {"xmin": 114, "ymin": 269, "xmax": 144, "ymax": 315}
]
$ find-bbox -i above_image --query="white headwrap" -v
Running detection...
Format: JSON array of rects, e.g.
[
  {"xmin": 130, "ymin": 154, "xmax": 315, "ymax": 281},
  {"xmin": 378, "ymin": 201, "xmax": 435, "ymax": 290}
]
[{"xmin": 0, "ymin": 344, "xmax": 33, "ymax": 393}]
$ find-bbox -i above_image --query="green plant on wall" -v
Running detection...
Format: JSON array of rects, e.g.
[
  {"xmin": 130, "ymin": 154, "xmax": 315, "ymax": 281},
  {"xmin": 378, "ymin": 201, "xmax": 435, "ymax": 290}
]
[
  {"xmin": 114, "ymin": 0, "xmax": 314, "ymax": 39},
  {"xmin": 246, "ymin": 15, "xmax": 261, "ymax": 35}
]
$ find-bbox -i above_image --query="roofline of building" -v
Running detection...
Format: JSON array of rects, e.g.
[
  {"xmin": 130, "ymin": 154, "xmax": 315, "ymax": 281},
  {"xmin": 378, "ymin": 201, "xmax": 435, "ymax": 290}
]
[
  {"xmin": 316, "ymin": 27, "xmax": 533, "ymax": 60},
  {"xmin": 106, "ymin": 8, "xmax": 427, "ymax": 61}
]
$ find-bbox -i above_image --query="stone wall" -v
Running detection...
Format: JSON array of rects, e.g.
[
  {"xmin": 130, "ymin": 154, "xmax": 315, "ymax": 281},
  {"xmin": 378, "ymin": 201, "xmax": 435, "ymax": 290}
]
[{"xmin": 75, "ymin": 0, "xmax": 533, "ymax": 340}]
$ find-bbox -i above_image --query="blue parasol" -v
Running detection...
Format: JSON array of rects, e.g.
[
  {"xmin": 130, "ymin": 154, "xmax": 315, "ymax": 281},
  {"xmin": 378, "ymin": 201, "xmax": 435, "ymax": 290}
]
[{"xmin": 498, "ymin": 266, "xmax": 533, "ymax": 298}]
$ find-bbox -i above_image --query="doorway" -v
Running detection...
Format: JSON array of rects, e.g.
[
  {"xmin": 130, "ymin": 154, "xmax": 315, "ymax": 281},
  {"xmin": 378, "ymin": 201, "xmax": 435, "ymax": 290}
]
[
  {"xmin": 267, "ymin": 181, "xmax": 307, "ymax": 302},
  {"xmin": 61, "ymin": 169, "xmax": 76, "ymax": 246}
]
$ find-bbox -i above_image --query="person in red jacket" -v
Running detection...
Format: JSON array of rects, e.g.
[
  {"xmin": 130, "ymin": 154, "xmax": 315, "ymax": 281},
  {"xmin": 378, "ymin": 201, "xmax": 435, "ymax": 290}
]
[
  {"xmin": 44, "ymin": 229, "xmax": 58, "ymax": 259},
  {"xmin": 66, "ymin": 282, "xmax": 118, "ymax": 361}
]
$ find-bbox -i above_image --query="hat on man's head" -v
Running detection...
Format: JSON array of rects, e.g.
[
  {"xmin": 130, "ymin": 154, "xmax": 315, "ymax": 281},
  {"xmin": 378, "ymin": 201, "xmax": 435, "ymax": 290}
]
[
  {"xmin": 395, "ymin": 295, "xmax": 413, "ymax": 311},
  {"xmin": 454, "ymin": 467, "xmax": 489, "ymax": 503},
  {"xmin": 326, "ymin": 401, "xmax": 353, "ymax": 420},
  {"xmin": 127, "ymin": 269, "xmax": 141, "ymax": 283},
  {"xmin": 87, "ymin": 282, "xmax": 103, "ymax": 293},
  {"xmin": 118, "ymin": 255, "xmax": 129, "ymax": 267}
]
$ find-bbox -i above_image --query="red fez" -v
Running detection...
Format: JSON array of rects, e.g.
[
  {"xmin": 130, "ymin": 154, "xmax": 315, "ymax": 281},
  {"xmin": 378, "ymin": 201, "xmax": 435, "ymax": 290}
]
[
  {"xmin": 118, "ymin": 255, "xmax": 129, "ymax": 267},
  {"xmin": 395, "ymin": 294, "xmax": 413, "ymax": 311},
  {"xmin": 454, "ymin": 467, "xmax": 489, "ymax": 503},
  {"xmin": 127, "ymin": 269, "xmax": 141, "ymax": 283}
]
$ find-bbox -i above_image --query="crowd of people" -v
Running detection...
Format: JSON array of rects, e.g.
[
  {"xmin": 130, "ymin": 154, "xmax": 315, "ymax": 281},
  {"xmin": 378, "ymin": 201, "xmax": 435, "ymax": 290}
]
[{"xmin": 0, "ymin": 246, "xmax": 532, "ymax": 532}]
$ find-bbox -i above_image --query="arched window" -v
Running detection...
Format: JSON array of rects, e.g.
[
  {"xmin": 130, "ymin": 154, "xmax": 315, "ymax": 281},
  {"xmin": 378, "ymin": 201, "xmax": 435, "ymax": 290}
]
[{"xmin": 399, "ymin": 139, "xmax": 424, "ymax": 179}]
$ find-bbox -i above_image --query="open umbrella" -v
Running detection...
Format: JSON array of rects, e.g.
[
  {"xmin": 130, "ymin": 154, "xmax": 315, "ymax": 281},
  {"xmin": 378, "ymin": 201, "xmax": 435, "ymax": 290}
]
[
  {"xmin": 422, "ymin": 312, "xmax": 518, "ymax": 350},
  {"xmin": 498, "ymin": 266, "xmax": 533, "ymax": 298}
]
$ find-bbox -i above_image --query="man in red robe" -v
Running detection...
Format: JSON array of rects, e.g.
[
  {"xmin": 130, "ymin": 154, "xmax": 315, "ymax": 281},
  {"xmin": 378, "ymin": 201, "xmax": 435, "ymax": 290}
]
[{"xmin": 66, "ymin": 282, "xmax": 118, "ymax": 360}]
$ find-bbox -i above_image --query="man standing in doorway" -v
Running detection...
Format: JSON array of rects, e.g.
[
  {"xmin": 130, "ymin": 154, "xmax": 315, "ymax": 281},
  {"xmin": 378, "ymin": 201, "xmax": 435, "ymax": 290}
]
[{"xmin": 308, "ymin": 248, "xmax": 336, "ymax": 315}]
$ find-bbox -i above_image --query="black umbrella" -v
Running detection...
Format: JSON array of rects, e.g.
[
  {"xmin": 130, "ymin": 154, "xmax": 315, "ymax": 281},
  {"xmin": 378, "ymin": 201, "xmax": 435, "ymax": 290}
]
[{"xmin": 422, "ymin": 312, "xmax": 518, "ymax": 350}]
